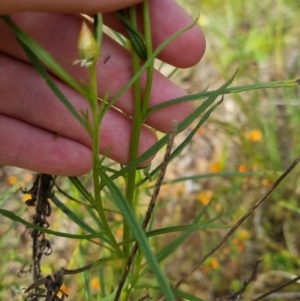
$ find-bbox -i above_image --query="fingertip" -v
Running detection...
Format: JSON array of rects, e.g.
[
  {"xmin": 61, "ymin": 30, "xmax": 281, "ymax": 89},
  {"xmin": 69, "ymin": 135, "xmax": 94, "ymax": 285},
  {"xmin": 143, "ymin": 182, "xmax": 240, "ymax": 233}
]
[{"xmin": 151, "ymin": 0, "xmax": 206, "ymax": 68}]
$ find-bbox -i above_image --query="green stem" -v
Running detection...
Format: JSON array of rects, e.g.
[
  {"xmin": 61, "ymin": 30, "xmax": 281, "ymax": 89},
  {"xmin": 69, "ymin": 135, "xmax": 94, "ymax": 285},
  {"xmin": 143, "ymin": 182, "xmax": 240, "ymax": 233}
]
[
  {"xmin": 141, "ymin": 1, "xmax": 154, "ymax": 119},
  {"xmin": 123, "ymin": 6, "xmax": 143, "ymax": 257},
  {"xmin": 89, "ymin": 65, "xmax": 122, "ymax": 255}
]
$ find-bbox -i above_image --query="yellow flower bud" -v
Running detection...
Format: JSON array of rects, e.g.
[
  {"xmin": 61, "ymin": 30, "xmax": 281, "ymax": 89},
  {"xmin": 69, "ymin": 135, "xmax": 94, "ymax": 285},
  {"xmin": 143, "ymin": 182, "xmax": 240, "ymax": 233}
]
[{"xmin": 77, "ymin": 21, "xmax": 97, "ymax": 66}]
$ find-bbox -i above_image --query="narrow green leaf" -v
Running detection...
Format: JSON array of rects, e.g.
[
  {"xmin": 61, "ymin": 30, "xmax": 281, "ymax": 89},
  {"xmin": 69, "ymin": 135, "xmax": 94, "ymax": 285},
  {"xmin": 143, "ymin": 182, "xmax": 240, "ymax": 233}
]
[
  {"xmin": 146, "ymin": 78, "xmax": 300, "ymax": 115},
  {"xmin": 79, "ymin": 244, "xmax": 92, "ymax": 300},
  {"xmin": 52, "ymin": 194, "xmax": 114, "ymax": 247},
  {"xmin": 146, "ymin": 223, "xmax": 227, "ymax": 237},
  {"xmin": 85, "ymin": 204, "xmax": 105, "ymax": 231},
  {"xmin": 98, "ymin": 168, "xmax": 175, "ymax": 301},
  {"xmin": 116, "ymin": 10, "xmax": 147, "ymax": 61},
  {"xmin": 51, "ymin": 195, "xmax": 96, "ymax": 234},
  {"xmin": 161, "ymin": 171, "xmax": 262, "ymax": 185},
  {"xmin": 13, "ymin": 36, "xmax": 88, "ymax": 131},
  {"xmin": 93, "ymin": 13, "xmax": 103, "ymax": 48},
  {"xmin": 156, "ymin": 200, "xmax": 214, "ymax": 263},
  {"xmin": 1, "ymin": 15, "xmax": 87, "ymax": 97},
  {"xmin": 0, "ymin": 208, "xmax": 104, "ymax": 239},
  {"xmin": 112, "ymin": 30, "xmax": 127, "ymax": 46},
  {"xmin": 120, "ymin": 222, "xmax": 227, "ymax": 245},
  {"xmin": 69, "ymin": 177, "xmax": 95, "ymax": 205},
  {"xmin": 167, "ymin": 67, "xmax": 179, "ymax": 79}
]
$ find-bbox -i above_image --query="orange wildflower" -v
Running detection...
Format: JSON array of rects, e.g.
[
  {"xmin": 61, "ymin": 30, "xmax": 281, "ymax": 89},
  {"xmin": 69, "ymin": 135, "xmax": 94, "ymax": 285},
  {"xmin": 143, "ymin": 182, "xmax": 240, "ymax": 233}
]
[
  {"xmin": 261, "ymin": 178, "xmax": 273, "ymax": 188},
  {"xmin": 211, "ymin": 258, "xmax": 219, "ymax": 270},
  {"xmin": 209, "ymin": 161, "xmax": 221, "ymax": 173},
  {"xmin": 246, "ymin": 129, "xmax": 263, "ymax": 142},
  {"xmin": 91, "ymin": 277, "xmax": 100, "ymax": 290},
  {"xmin": 7, "ymin": 175, "xmax": 18, "ymax": 185},
  {"xmin": 56, "ymin": 284, "xmax": 70, "ymax": 298},
  {"xmin": 196, "ymin": 127, "xmax": 204, "ymax": 135},
  {"xmin": 233, "ymin": 238, "xmax": 245, "ymax": 251},
  {"xmin": 116, "ymin": 227, "xmax": 123, "ymax": 238},
  {"xmin": 238, "ymin": 165, "xmax": 247, "ymax": 172},
  {"xmin": 197, "ymin": 190, "xmax": 213, "ymax": 205}
]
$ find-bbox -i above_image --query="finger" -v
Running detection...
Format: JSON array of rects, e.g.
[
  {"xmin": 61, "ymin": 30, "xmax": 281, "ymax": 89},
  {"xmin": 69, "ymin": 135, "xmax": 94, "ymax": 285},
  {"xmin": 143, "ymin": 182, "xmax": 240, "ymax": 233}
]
[
  {"xmin": 104, "ymin": 0, "xmax": 206, "ymax": 68},
  {"xmin": 0, "ymin": 0, "xmax": 144, "ymax": 15},
  {"xmin": 0, "ymin": 54, "xmax": 157, "ymax": 166},
  {"xmin": 0, "ymin": 115, "xmax": 92, "ymax": 176},
  {"xmin": 0, "ymin": 12, "xmax": 196, "ymax": 132}
]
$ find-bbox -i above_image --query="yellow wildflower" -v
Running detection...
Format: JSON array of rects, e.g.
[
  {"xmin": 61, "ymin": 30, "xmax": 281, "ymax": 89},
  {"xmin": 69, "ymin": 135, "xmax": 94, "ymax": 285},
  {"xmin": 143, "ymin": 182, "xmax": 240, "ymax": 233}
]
[{"xmin": 22, "ymin": 194, "xmax": 32, "ymax": 203}]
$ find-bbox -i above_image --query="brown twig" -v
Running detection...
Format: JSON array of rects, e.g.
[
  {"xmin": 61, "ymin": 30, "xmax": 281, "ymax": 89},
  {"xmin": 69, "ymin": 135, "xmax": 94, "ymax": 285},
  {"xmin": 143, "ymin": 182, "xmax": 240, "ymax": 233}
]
[
  {"xmin": 113, "ymin": 122, "xmax": 178, "ymax": 301},
  {"xmin": 174, "ymin": 154, "xmax": 300, "ymax": 290},
  {"xmin": 252, "ymin": 274, "xmax": 300, "ymax": 301}
]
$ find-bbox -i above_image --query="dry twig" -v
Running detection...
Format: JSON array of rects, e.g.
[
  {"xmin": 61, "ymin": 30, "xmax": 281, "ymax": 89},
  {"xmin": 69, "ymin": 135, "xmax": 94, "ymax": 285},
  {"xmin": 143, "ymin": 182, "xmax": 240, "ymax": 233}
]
[{"xmin": 113, "ymin": 122, "xmax": 178, "ymax": 301}]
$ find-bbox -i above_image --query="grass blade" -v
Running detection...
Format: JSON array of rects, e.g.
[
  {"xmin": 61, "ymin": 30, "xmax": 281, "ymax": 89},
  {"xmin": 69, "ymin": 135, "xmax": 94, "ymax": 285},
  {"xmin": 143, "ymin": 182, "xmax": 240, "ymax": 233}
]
[
  {"xmin": 120, "ymin": 221, "xmax": 227, "ymax": 245},
  {"xmin": 0, "ymin": 208, "xmax": 104, "ymax": 239},
  {"xmin": 69, "ymin": 177, "xmax": 95, "ymax": 205},
  {"xmin": 79, "ymin": 244, "xmax": 92, "ymax": 300},
  {"xmin": 146, "ymin": 78, "xmax": 300, "ymax": 115},
  {"xmin": 161, "ymin": 171, "xmax": 262, "ymax": 185},
  {"xmin": 98, "ymin": 168, "xmax": 175, "ymax": 301},
  {"xmin": 51, "ymin": 195, "xmax": 96, "ymax": 234}
]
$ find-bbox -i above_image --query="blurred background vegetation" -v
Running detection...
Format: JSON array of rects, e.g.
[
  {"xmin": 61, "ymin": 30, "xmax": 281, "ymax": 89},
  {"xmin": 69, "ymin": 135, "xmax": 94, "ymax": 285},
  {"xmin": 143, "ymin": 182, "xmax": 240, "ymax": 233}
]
[{"xmin": 1, "ymin": 0, "xmax": 300, "ymax": 300}]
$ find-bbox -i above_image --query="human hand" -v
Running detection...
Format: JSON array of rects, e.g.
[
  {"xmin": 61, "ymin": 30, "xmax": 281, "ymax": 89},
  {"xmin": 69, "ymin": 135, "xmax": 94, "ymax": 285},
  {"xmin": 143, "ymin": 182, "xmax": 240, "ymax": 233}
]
[{"xmin": 0, "ymin": 0, "xmax": 205, "ymax": 176}]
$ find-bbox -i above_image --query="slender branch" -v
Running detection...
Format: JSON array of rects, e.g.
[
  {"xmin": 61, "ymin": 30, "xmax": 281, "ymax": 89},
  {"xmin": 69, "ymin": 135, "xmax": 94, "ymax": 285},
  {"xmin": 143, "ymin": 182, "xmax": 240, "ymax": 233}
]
[
  {"xmin": 174, "ymin": 154, "xmax": 300, "ymax": 289},
  {"xmin": 114, "ymin": 122, "xmax": 177, "ymax": 301},
  {"xmin": 252, "ymin": 275, "xmax": 300, "ymax": 301}
]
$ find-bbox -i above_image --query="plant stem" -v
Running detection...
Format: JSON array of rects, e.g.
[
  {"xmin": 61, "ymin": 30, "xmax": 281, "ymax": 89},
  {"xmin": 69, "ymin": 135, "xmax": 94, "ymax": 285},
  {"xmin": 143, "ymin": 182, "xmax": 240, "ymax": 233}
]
[
  {"xmin": 123, "ymin": 6, "xmax": 143, "ymax": 257},
  {"xmin": 141, "ymin": 1, "xmax": 154, "ymax": 119},
  {"xmin": 89, "ymin": 65, "xmax": 122, "ymax": 255}
]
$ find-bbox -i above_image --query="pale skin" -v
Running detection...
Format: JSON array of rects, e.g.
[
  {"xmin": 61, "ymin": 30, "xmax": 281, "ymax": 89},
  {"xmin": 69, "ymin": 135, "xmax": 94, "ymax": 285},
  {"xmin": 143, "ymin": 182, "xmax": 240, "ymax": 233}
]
[{"xmin": 0, "ymin": 0, "xmax": 206, "ymax": 176}]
